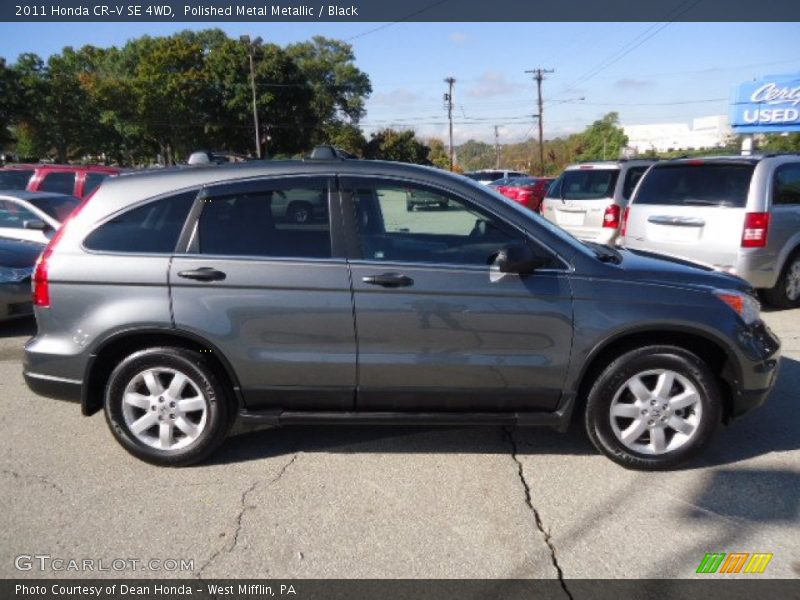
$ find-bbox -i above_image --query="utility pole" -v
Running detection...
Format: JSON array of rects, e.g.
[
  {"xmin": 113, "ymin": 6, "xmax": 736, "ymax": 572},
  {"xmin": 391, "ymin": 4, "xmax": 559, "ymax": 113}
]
[
  {"xmin": 494, "ymin": 125, "xmax": 501, "ymax": 168},
  {"xmin": 241, "ymin": 35, "xmax": 262, "ymax": 159},
  {"xmin": 444, "ymin": 77, "xmax": 455, "ymax": 171},
  {"xmin": 525, "ymin": 68, "xmax": 554, "ymax": 175}
]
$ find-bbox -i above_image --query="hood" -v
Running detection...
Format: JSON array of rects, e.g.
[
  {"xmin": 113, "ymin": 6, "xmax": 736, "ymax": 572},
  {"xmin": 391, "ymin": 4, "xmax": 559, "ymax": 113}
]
[
  {"xmin": 0, "ymin": 237, "xmax": 45, "ymax": 268},
  {"xmin": 613, "ymin": 247, "xmax": 751, "ymax": 293}
]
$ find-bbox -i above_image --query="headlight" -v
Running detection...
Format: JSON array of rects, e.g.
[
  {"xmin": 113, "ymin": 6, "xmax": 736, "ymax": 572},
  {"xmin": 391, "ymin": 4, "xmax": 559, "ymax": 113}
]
[{"xmin": 714, "ymin": 289, "xmax": 761, "ymax": 325}]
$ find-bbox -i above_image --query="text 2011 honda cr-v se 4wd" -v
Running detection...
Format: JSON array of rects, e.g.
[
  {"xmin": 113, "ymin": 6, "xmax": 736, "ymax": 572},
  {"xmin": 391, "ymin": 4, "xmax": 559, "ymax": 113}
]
[{"xmin": 23, "ymin": 152, "xmax": 781, "ymax": 469}]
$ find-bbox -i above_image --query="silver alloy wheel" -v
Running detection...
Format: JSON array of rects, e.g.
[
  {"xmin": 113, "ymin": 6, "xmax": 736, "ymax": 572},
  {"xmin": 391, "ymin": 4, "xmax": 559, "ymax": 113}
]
[
  {"xmin": 609, "ymin": 369, "xmax": 702, "ymax": 455},
  {"xmin": 785, "ymin": 258, "xmax": 800, "ymax": 301},
  {"xmin": 292, "ymin": 207, "xmax": 310, "ymax": 223},
  {"xmin": 121, "ymin": 368, "xmax": 208, "ymax": 451}
]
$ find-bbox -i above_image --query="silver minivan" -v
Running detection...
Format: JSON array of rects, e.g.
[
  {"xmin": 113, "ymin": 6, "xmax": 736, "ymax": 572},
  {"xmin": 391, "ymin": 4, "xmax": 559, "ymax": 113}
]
[
  {"xmin": 621, "ymin": 155, "xmax": 800, "ymax": 308},
  {"xmin": 541, "ymin": 160, "xmax": 655, "ymax": 245}
]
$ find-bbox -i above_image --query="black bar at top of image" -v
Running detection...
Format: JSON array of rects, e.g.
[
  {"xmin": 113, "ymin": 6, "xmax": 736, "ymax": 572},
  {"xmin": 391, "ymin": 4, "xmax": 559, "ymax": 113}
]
[
  {"xmin": 4, "ymin": 579, "xmax": 800, "ymax": 600},
  {"xmin": 2, "ymin": 0, "xmax": 800, "ymax": 22}
]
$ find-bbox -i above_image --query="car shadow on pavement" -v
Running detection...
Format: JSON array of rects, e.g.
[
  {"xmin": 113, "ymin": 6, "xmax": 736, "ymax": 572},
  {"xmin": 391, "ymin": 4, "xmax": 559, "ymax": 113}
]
[
  {"xmin": 208, "ymin": 356, "xmax": 800, "ymax": 468},
  {"xmin": 0, "ymin": 316, "xmax": 35, "ymax": 339}
]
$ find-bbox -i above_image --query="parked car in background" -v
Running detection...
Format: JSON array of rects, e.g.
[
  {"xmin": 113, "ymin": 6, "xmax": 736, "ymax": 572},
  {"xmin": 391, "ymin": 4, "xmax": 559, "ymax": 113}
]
[
  {"xmin": 487, "ymin": 175, "xmax": 526, "ymax": 189},
  {"xmin": 406, "ymin": 187, "xmax": 449, "ymax": 210},
  {"xmin": 0, "ymin": 236, "xmax": 43, "ymax": 322},
  {"xmin": 24, "ymin": 153, "xmax": 780, "ymax": 470},
  {"xmin": 541, "ymin": 159, "xmax": 655, "ymax": 244},
  {"xmin": 620, "ymin": 155, "xmax": 800, "ymax": 308},
  {"xmin": 463, "ymin": 169, "xmax": 528, "ymax": 185},
  {"xmin": 0, "ymin": 164, "xmax": 121, "ymax": 199},
  {"xmin": 0, "ymin": 191, "xmax": 80, "ymax": 244},
  {"xmin": 496, "ymin": 177, "xmax": 555, "ymax": 212}
]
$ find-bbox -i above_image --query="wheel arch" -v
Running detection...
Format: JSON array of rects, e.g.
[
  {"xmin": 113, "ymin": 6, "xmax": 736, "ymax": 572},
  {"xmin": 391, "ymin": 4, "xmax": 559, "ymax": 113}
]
[
  {"xmin": 568, "ymin": 326, "xmax": 740, "ymax": 425},
  {"xmin": 82, "ymin": 327, "xmax": 244, "ymax": 417}
]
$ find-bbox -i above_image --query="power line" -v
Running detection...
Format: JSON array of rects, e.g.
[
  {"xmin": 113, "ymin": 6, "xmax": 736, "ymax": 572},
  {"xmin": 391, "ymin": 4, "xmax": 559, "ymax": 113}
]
[
  {"xmin": 345, "ymin": 0, "xmax": 452, "ymax": 42},
  {"xmin": 444, "ymin": 77, "xmax": 455, "ymax": 171}
]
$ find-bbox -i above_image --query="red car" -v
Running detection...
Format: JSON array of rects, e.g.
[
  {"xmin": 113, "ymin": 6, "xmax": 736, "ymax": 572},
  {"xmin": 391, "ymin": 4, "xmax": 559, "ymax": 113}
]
[
  {"xmin": 496, "ymin": 177, "xmax": 555, "ymax": 212},
  {"xmin": 0, "ymin": 164, "xmax": 122, "ymax": 199}
]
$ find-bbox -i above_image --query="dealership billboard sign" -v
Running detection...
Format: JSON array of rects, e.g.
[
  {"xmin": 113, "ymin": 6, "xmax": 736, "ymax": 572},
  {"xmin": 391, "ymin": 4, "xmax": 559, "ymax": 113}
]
[{"xmin": 730, "ymin": 73, "xmax": 800, "ymax": 133}]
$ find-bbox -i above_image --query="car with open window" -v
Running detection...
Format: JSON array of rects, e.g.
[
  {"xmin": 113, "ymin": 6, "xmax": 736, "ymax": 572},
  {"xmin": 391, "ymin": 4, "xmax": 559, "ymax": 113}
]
[{"xmin": 24, "ymin": 150, "xmax": 780, "ymax": 470}]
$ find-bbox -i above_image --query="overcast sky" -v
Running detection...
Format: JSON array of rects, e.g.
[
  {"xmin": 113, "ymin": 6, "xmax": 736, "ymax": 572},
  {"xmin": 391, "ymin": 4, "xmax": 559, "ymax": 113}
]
[{"xmin": 1, "ymin": 21, "xmax": 798, "ymax": 144}]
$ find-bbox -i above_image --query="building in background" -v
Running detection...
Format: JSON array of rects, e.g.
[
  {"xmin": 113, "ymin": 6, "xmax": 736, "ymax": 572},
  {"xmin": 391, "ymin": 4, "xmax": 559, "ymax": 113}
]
[{"xmin": 623, "ymin": 115, "xmax": 732, "ymax": 154}]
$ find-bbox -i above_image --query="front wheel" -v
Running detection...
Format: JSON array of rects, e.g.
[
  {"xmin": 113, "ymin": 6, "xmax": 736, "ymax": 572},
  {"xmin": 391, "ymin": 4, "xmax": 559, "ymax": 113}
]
[
  {"xmin": 585, "ymin": 346, "xmax": 721, "ymax": 470},
  {"xmin": 762, "ymin": 252, "xmax": 800, "ymax": 309},
  {"xmin": 104, "ymin": 347, "xmax": 230, "ymax": 466}
]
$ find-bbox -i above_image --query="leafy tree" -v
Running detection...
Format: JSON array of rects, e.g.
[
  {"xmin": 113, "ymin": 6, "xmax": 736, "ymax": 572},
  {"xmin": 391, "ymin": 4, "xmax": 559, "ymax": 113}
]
[
  {"xmin": 427, "ymin": 138, "xmax": 449, "ymax": 170},
  {"xmin": 364, "ymin": 128, "xmax": 430, "ymax": 164},
  {"xmin": 0, "ymin": 58, "xmax": 20, "ymax": 149},
  {"xmin": 573, "ymin": 112, "xmax": 628, "ymax": 162},
  {"xmin": 761, "ymin": 132, "xmax": 800, "ymax": 153},
  {"xmin": 287, "ymin": 36, "xmax": 372, "ymax": 146}
]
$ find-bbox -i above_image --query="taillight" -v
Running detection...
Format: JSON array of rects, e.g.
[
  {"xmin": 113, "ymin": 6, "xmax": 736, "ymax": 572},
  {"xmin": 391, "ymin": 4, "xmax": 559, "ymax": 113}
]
[
  {"xmin": 621, "ymin": 206, "xmax": 630, "ymax": 236},
  {"xmin": 741, "ymin": 212, "xmax": 770, "ymax": 248},
  {"xmin": 33, "ymin": 196, "xmax": 91, "ymax": 307},
  {"xmin": 603, "ymin": 204, "xmax": 621, "ymax": 229}
]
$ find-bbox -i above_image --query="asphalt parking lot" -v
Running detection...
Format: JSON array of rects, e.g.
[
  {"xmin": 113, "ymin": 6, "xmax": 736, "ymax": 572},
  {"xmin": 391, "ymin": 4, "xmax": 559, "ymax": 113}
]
[{"xmin": 0, "ymin": 309, "xmax": 798, "ymax": 583}]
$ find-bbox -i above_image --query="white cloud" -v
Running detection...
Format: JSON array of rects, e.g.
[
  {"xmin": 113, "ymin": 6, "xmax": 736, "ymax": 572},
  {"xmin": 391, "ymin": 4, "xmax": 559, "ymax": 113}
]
[
  {"xmin": 467, "ymin": 71, "xmax": 524, "ymax": 98},
  {"xmin": 448, "ymin": 32, "xmax": 470, "ymax": 44},
  {"xmin": 369, "ymin": 88, "xmax": 422, "ymax": 107}
]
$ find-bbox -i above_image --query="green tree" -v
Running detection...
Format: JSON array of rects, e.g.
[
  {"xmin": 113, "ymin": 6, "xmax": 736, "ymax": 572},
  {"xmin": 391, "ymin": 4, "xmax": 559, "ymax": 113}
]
[
  {"xmin": 364, "ymin": 128, "xmax": 430, "ymax": 164},
  {"xmin": 287, "ymin": 36, "xmax": 372, "ymax": 146},
  {"xmin": 427, "ymin": 138, "xmax": 449, "ymax": 170},
  {"xmin": 0, "ymin": 58, "xmax": 20, "ymax": 150},
  {"xmin": 573, "ymin": 112, "xmax": 628, "ymax": 162},
  {"xmin": 761, "ymin": 132, "xmax": 800, "ymax": 153}
]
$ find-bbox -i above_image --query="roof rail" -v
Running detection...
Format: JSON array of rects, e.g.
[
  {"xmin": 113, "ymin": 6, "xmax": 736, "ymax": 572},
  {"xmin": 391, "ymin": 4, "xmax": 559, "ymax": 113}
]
[{"xmin": 306, "ymin": 145, "xmax": 357, "ymax": 161}]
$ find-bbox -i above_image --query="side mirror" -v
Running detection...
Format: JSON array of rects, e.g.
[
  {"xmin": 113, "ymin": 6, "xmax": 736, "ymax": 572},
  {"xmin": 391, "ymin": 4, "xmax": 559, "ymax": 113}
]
[
  {"xmin": 494, "ymin": 243, "xmax": 549, "ymax": 275},
  {"xmin": 23, "ymin": 219, "xmax": 50, "ymax": 232}
]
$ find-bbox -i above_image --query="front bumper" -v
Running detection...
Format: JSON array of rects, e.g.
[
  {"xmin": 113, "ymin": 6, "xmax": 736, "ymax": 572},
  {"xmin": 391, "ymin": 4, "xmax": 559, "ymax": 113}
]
[{"xmin": 728, "ymin": 320, "xmax": 781, "ymax": 418}]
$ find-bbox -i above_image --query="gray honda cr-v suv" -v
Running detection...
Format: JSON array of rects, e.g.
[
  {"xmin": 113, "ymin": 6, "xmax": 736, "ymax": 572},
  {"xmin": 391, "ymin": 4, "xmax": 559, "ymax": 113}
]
[{"xmin": 24, "ymin": 151, "xmax": 781, "ymax": 469}]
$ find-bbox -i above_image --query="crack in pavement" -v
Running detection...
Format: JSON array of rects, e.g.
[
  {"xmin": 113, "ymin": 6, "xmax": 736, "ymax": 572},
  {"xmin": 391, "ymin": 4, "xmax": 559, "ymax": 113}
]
[
  {"xmin": 2, "ymin": 468, "xmax": 64, "ymax": 495},
  {"xmin": 503, "ymin": 428, "xmax": 574, "ymax": 600},
  {"xmin": 196, "ymin": 453, "xmax": 299, "ymax": 580}
]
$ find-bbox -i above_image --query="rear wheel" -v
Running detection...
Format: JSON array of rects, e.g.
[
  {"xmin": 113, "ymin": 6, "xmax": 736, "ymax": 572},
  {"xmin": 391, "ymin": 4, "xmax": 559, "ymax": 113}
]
[
  {"xmin": 762, "ymin": 252, "xmax": 800, "ymax": 309},
  {"xmin": 287, "ymin": 202, "xmax": 312, "ymax": 224},
  {"xmin": 104, "ymin": 347, "xmax": 230, "ymax": 466},
  {"xmin": 585, "ymin": 345, "xmax": 721, "ymax": 470}
]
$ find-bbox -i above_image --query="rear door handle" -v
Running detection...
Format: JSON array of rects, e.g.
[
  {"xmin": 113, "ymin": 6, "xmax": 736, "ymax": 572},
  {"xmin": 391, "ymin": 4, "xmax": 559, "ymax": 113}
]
[
  {"xmin": 362, "ymin": 273, "xmax": 414, "ymax": 288},
  {"xmin": 177, "ymin": 267, "xmax": 227, "ymax": 282}
]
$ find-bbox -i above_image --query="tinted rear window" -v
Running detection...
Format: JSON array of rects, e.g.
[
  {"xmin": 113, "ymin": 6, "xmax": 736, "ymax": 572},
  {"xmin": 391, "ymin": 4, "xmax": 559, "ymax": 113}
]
[
  {"xmin": 27, "ymin": 194, "xmax": 79, "ymax": 222},
  {"xmin": 83, "ymin": 173, "xmax": 108, "ymax": 198},
  {"xmin": 39, "ymin": 171, "xmax": 76, "ymax": 195},
  {"xmin": 0, "ymin": 170, "xmax": 34, "ymax": 189},
  {"xmin": 635, "ymin": 163, "xmax": 755, "ymax": 207},
  {"xmin": 550, "ymin": 169, "xmax": 620, "ymax": 200}
]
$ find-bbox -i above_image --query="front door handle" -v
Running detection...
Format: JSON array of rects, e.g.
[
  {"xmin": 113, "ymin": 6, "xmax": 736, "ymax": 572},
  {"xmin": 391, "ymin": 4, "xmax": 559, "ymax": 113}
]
[
  {"xmin": 177, "ymin": 267, "xmax": 227, "ymax": 282},
  {"xmin": 362, "ymin": 273, "xmax": 414, "ymax": 288}
]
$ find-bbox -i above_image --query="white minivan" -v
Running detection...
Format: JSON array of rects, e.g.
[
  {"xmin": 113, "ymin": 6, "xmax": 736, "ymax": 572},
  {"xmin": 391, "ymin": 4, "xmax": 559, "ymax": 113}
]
[{"xmin": 541, "ymin": 160, "xmax": 655, "ymax": 245}]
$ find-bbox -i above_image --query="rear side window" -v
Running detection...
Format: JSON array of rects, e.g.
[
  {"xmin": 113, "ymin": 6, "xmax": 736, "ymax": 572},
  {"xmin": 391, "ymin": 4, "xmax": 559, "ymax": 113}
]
[
  {"xmin": 197, "ymin": 179, "xmax": 331, "ymax": 259},
  {"xmin": 773, "ymin": 163, "xmax": 800, "ymax": 206},
  {"xmin": 83, "ymin": 173, "xmax": 108, "ymax": 198},
  {"xmin": 551, "ymin": 169, "xmax": 620, "ymax": 200},
  {"xmin": 622, "ymin": 166, "xmax": 649, "ymax": 200},
  {"xmin": 84, "ymin": 191, "xmax": 196, "ymax": 253},
  {"xmin": 635, "ymin": 163, "xmax": 755, "ymax": 207},
  {"xmin": 0, "ymin": 170, "xmax": 34, "ymax": 189},
  {"xmin": 39, "ymin": 172, "xmax": 76, "ymax": 195}
]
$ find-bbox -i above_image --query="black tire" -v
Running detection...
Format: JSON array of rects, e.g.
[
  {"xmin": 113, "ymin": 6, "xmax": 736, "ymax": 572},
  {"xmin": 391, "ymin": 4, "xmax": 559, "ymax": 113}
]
[
  {"xmin": 406, "ymin": 200, "xmax": 416, "ymax": 211},
  {"xmin": 287, "ymin": 202, "xmax": 312, "ymax": 224},
  {"xmin": 584, "ymin": 345, "xmax": 721, "ymax": 470},
  {"xmin": 104, "ymin": 347, "xmax": 230, "ymax": 467},
  {"xmin": 438, "ymin": 200, "xmax": 449, "ymax": 210},
  {"xmin": 762, "ymin": 251, "xmax": 800, "ymax": 309}
]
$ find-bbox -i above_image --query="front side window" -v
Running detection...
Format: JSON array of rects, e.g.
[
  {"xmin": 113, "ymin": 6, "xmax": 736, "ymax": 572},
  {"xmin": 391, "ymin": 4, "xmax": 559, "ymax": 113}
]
[
  {"xmin": 348, "ymin": 181, "xmax": 538, "ymax": 267},
  {"xmin": 773, "ymin": 164, "xmax": 800, "ymax": 206},
  {"xmin": 39, "ymin": 171, "xmax": 76, "ymax": 195},
  {"xmin": 84, "ymin": 190, "xmax": 196, "ymax": 253},
  {"xmin": 0, "ymin": 199, "xmax": 38, "ymax": 229},
  {"xmin": 27, "ymin": 194, "xmax": 79, "ymax": 222},
  {"xmin": 197, "ymin": 179, "xmax": 331, "ymax": 259}
]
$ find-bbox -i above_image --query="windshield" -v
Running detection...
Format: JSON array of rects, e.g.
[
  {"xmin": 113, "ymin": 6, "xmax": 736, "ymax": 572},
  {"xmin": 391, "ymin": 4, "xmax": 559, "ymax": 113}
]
[
  {"xmin": 0, "ymin": 170, "xmax": 34, "ymax": 190},
  {"xmin": 634, "ymin": 163, "xmax": 755, "ymax": 207},
  {"xmin": 28, "ymin": 194, "xmax": 80, "ymax": 222},
  {"xmin": 549, "ymin": 169, "xmax": 620, "ymax": 200}
]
